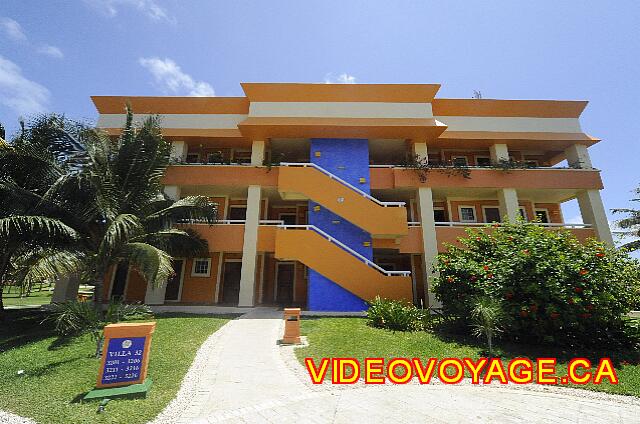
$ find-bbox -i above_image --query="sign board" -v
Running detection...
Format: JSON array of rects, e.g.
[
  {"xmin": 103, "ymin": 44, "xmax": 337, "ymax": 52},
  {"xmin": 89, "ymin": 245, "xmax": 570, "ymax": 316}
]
[{"xmin": 96, "ymin": 322, "xmax": 156, "ymax": 389}]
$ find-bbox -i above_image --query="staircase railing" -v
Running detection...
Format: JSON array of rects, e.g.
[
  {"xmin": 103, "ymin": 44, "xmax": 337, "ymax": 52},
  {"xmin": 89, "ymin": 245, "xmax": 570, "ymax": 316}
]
[
  {"xmin": 280, "ymin": 162, "xmax": 405, "ymax": 207},
  {"xmin": 278, "ymin": 224, "xmax": 410, "ymax": 277}
]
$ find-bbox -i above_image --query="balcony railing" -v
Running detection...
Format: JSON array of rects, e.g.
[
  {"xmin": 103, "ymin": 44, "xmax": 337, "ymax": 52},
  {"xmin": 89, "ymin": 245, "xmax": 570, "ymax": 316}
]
[
  {"xmin": 434, "ymin": 221, "xmax": 592, "ymax": 229},
  {"xmin": 178, "ymin": 219, "xmax": 285, "ymax": 225},
  {"xmin": 280, "ymin": 162, "xmax": 406, "ymax": 207},
  {"xmin": 278, "ymin": 224, "xmax": 410, "ymax": 277}
]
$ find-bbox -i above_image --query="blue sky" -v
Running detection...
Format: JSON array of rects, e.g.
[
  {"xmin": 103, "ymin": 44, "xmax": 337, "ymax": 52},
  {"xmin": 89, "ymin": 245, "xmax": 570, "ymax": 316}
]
[{"xmin": 1, "ymin": 1, "xmax": 639, "ymax": 236}]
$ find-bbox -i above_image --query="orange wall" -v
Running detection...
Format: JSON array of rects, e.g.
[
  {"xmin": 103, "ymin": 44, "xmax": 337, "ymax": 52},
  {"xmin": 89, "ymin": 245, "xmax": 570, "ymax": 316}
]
[
  {"xmin": 163, "ymin": 165, "xmax": 278, "ymax": 187},
  {"xmin": 180, "ymin": 254, "xmax": 220, "ymax": 303},
  {"xmin": 393, "ymin": 168, "xmax": 603, "ymax": 190}
]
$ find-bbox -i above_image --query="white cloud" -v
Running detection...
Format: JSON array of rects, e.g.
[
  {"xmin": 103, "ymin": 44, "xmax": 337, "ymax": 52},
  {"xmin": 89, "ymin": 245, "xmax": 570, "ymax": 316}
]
[
  {"xmin": 0, "ymin": 17, "xmax": 27, "ymax": 41},
  {"xmin": 37, "ymin": 45, "xmax": 64, "ymax": 59},
  {"xmin": 84, "ymin": 0, "xmax": 174, "ymax": 23},
  {"xmin": 0, "ymin": 55, "xmax": 50, "ymax": 115},
  {"xmin": 1, "ymin": 17, "xmax": 64, "ymax": 59},
  {"xmin": 139, "ymin": 57, "xmax": 215, "ymax": 96},
  {"xmin": 324, "ymin": 72, "xmax": 357, "ymax": 84}
]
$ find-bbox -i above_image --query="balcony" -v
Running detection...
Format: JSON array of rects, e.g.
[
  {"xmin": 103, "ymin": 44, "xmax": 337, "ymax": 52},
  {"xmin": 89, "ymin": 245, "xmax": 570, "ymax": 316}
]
[
  {"xmin": 163, "ymin": 164, "xmax": 278, "ymax": 187},
  {"xmin": 178, "ymin": 220, "xmax": 283, "ymax": 252},
  {"xmin": 372, "ymin": 166, "xmax": 603, "ymax": 191},
  {"xmin": 434, "ymin": 222, "xmax": 596, "ymax": 252}
]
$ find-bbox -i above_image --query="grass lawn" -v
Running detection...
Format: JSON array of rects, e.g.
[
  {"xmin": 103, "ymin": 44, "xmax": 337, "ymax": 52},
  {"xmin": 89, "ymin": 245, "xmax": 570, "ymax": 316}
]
[
  {"xmin": 3, "ymin": 284, "xmax": 95, "ymax": 308},
  {"xmin": 0, "ymin": 309, "xmax": 232, "ymax": 423},
  {"xmin": 3, "ymin": 285, "xmax": 54, "ymax": 307},
  {"xmin": 296, "ymin": 317, "xmax": 640, "ymax": 397}
]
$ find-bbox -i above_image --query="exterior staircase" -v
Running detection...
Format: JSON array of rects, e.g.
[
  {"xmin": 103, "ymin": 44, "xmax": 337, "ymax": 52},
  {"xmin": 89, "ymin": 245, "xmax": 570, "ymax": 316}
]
[
  {"xmin": 278, "ymin": 163, "xmax": 408, "ymax": 237},
  {"xmin": 274, "ymin": 225, "xmax": 413, "ymax": 302}
]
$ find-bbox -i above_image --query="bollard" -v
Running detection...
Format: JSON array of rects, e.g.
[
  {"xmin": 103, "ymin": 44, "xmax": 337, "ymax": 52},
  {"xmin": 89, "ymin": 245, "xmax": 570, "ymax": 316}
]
[{"xmin": 282, "ymin": 308, "xmax": 301, "ymax": 344}]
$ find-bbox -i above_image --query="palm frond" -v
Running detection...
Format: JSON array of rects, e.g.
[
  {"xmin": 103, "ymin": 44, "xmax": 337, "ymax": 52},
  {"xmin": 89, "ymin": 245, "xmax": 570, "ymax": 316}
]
[
  {"xmin": 131, "ymin": 228, "xmax": 208, "ymax": 257},
  {"xmin": 98, "ymin": 214, "xmax": 143, "ymax": 257},
  {"xmin": 120, "ymin": 242, "xmax": 174, "ymax": 288},
  {"xmin": 12, "ymin": 249, "xmax": 85, "ymax": 291},
  {"xmin": 143, "ymin": 196, "xmax": 217, "ymax": 229},
  {"xmin": 0, "ymin": 216, "xmax": 79, "ymax": 241}
]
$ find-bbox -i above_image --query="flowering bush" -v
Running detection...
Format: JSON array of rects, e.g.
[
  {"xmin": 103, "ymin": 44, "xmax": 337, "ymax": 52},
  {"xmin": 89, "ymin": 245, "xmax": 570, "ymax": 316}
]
[{"xmin": 433, "ymin": 221, "xmax": 640, "ymax": 347}]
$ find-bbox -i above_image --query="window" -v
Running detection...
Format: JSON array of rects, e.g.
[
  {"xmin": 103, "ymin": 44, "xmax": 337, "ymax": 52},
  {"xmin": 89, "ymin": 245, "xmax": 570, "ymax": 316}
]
[
  {"xmin": 459, "ymin": 206, "xmax": 476, "ymax": 222},
  {"xmin": 433, "ymin": 208, "xmax": 447, "ymax": 222},
  {"xmin": 483, "ymin": 207, "xmax": 501, "ymax": 223},
  {"xmin": 207, "ymin": 152, "xmax": 224, "ymax": 164},
  {"xmin": 279, "ymin": 213, "xmax": 297, "ymax": 225},
  {"xmin": 452, "ymin": 156, "xmax": 468, "ymax": 167},
  {"xmin": 233, "ymin": 151, "xmax": 252, "ymax": 164},
  {"xmin": 186, "ymin": 153, "xmax": 200, "ymax": 163},
  {"xmin": 475, "ymin": 157, "xmax": 491, "ymax": 167},
  {"xmin": 228, "ymin": 206, "xmax": 247, "ymax": 220},
  {"xmin": 535, "ymin": 209, "xmax": 550, "ymax": 223},
  {"xmin": 191, "ymin": 258, "xmax": 211, "ymax": 277},
  {"xmin": 519, "ymin": 207, "xmax": 528, "ymax": 221}
]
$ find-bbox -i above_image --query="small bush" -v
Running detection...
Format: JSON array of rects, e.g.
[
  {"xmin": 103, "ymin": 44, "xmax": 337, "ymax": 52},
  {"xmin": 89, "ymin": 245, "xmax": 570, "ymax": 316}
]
[
  {"xmin": 367, "ymin": 297, "xmax": 428, "ymax": 331},
  {"xmin": 433, "ymin": 221, "xmax": 640, "ymax": 348},
  {"xmin": 46, "ymin": 299, "xmax": 153, "ymax": 356}
]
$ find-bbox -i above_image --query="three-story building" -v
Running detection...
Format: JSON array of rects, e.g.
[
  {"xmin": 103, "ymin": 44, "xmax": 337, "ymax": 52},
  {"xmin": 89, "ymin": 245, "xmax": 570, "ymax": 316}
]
[{"xmin": 92, "ymin": 83, "xmax": 612, "ymax": 311}]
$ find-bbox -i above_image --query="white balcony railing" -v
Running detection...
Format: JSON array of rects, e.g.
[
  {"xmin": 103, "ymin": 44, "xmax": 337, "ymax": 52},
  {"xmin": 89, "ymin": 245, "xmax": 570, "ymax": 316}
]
[{"xmin": 433, "ymin": 221, "xmax": 592, "ymax": 229}]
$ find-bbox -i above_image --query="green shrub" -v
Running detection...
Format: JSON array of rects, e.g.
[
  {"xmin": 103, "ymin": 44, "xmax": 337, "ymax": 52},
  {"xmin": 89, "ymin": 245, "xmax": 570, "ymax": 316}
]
[
  {"xmin": 433, "ymin": 221, "xmax": 640, "ymax": 348},
  {"xmin": 45, "ymin": 299, "xmax": 153, "ymax": 356},
  {"xmin": 367, "ymin": 297, "xmax": 428, "ymax": 331}
]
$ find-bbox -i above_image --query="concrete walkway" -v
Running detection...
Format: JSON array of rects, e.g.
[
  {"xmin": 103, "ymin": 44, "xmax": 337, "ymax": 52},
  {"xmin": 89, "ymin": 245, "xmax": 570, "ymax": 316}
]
[{"xmin": 160, "ymin": 308, "xmax": 640, "ymax": 423}]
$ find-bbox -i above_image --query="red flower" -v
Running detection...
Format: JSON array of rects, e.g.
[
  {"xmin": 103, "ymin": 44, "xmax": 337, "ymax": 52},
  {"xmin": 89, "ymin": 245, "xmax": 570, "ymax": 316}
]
[
  {"xmin": 447, "ymin": 276, "xmax": 454, "ymax": 283},
  {"xmin": 596, "ymin": 253, "xmax": 605, "ymax": 258},
  {"xmin": 579, "ymin": 269, "xmax": 588, "ymax": 276},
  {"xmin": 522, "ymin": 249, "xmax": 530, "ymax": 255},
  {"xmin": 574, "ymin": 287, "xmax": 583, "ymax": 294},
  {"xmin": 520, "ymin": 310, "xmax": 529, "ymax": 318},
  {"xmin": 487, "ymin": 273, "xmax": 494, "ymax": 279},
  {"xmin": 550, "ymin": 312, "xmax": 560, "ymax": 319},
  {"xmin": 483, "ymin": 265, "xmax": 489, "ymax": 271},
  {"xmin": 476, "ymin": 236, "xmax": 482, "ymax": 241},
  {"xmin": 578, "ymin": 313, "xmax": 592, "ymax": 319},
  {"xmin": 508, "ymin": 236, "xmax": 514, "ymax": 241}
]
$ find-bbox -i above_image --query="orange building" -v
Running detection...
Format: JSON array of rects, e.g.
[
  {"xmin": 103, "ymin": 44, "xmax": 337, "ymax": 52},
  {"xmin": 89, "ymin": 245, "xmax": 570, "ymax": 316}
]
[{"xmin": 92, "ymin": 83, "xmax": 612, "ymax": 311}]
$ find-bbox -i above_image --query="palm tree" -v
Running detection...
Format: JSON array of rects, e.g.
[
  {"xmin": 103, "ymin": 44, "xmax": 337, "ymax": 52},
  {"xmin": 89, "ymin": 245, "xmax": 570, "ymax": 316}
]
[
  {"xmin": 0, "ymin": 109, "xmax": 217, "ymax": 318},
  {"xmin": 613, "ymin": 187, "xmax": 640, "ymax": 251},
  {"xmin": 0, "ymin": 115, "xmax": 88, "ymax": 319},
  {"xmin": 470, "ymin": 297, "xmax": 504, "ymax": 356}
]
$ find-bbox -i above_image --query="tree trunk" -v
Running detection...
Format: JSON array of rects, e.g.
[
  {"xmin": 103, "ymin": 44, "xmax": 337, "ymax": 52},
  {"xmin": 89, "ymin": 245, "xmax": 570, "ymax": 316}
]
[
  {"xmin": 93, "ymin": 280, "xmax": 104, "ymax": 313},
  {"xmin": 0, "ymin": 286, "xmax": 5, "ymax": 322},
  {"xmin": 487, "ymin": 331, "xmax": 493, "ymax": 357},
  {"xmin": 95, "ymin": 333, "xmax": 104, "ymax": 358}
]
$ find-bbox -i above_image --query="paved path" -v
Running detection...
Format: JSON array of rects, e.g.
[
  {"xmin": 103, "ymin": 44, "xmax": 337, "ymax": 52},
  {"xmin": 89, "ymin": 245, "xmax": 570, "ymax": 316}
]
[{"xmin": 160, "ymin": 308, "xmax": 640, "ymax": 423}]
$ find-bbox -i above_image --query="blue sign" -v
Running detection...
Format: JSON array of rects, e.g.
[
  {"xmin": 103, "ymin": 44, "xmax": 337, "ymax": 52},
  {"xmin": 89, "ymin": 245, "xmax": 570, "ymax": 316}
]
[{"xmin": 101, "ymin": 337, "xmax": 146, "ymax": 385}]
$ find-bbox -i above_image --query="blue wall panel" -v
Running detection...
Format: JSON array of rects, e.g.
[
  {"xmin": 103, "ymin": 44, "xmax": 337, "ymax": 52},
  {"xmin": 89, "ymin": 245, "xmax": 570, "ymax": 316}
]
[{"xmin": 307, "ymin": 138, "xmax": 372, "ymax": 311}]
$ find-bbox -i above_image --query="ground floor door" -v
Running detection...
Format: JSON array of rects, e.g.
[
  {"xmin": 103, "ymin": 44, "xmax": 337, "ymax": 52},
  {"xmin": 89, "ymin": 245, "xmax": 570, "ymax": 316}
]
[
  {"xmin": 276, "ymin": 263, "xmax": 295, "ymax": 305},
  {"xmin": 164, "ymin": 259, "xmax": 184, "ymax": 302},
  {"xmin": 110, "ymin": 262, "xmax": 128, "ymax": 300},
  {"xmin": 222, "ymin": 261, "xmax": 242, "ymax": 304}
]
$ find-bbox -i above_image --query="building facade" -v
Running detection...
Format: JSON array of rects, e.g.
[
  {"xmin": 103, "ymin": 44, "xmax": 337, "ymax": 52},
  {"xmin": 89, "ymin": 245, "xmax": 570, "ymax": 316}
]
[{"xmin": 92, "ymin": 83, "xmax": 612, "ymax": 311}]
